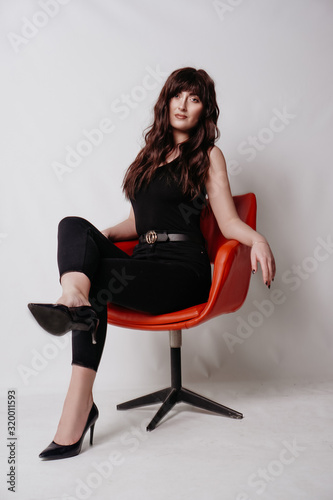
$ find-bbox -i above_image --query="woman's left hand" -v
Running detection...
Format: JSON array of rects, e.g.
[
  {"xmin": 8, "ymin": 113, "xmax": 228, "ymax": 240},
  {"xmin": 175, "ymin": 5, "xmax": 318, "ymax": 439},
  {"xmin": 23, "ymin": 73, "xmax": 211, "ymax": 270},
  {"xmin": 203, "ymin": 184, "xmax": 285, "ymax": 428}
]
[{"xmin": 251, "ymin": 240, "xmax": 276, "ymax": 287}]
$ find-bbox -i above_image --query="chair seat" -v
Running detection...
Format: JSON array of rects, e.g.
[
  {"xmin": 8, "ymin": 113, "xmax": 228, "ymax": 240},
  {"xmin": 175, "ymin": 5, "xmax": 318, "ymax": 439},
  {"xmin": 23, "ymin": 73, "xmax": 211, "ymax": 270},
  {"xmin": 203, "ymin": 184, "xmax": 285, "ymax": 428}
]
[{"xmin": 107, "ymin": 302, "xmax": 207, "ymax": 331}]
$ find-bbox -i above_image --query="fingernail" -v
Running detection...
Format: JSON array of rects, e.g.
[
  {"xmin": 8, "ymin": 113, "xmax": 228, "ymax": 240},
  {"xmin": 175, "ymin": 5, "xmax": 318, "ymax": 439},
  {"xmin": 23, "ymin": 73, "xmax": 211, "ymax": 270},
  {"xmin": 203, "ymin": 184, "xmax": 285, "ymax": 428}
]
[
  {"xmin": 268, "ymin": 284, "xmax": 271, "ymax": 289},
  {"xmin": 252, "ymin": 270, "xmax": 256, "ymax": 274},
  {"xmin": 265, "ymin": 281, "xmax": 268, "ymax": 285}
]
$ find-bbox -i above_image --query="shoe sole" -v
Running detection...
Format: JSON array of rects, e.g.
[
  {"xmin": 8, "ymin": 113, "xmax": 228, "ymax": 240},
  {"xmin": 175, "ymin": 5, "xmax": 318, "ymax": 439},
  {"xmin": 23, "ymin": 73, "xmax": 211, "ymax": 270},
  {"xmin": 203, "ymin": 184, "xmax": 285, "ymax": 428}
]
[{"xmin": 28, "ymin": 304, "xmax": 72, "ymax": 335}]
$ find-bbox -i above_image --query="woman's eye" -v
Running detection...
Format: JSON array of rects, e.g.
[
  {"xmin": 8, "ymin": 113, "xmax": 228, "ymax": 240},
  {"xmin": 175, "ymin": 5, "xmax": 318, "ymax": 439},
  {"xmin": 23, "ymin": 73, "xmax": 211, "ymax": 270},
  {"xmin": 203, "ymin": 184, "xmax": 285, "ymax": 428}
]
[{"xmin": 172, "ymin": 94, "xmax": 200, "ymax": 102}]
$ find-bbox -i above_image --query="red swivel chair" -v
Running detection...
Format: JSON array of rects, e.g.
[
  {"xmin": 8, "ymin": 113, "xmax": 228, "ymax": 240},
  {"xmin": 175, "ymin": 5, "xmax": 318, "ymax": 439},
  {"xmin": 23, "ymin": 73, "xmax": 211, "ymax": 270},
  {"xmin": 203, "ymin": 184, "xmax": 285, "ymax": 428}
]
[{"xmin": 107, "ymin": 193, "xmax": 257, "ymax": 431}]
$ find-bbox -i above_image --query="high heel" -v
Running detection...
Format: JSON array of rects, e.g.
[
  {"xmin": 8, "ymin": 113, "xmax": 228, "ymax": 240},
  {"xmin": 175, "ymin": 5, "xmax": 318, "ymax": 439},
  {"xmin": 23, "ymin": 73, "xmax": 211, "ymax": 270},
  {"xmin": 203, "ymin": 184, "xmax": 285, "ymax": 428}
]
[
  {"xmin": 39, "ymin": 403, "xmax": 99, "ymax": 460},
  {"xmin": 27, "ymin": 303, "xmax": 99, "ymax": 344}
]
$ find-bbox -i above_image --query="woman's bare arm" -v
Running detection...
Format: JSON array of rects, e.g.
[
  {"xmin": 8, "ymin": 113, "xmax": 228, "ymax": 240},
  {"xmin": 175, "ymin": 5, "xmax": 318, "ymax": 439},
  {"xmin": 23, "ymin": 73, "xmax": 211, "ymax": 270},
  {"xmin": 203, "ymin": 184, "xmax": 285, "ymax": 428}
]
[
  {"xmin": 205, "ymin": 146, "xmax": 276, "ymax": 286},
  {"xmin": 101, "ymin": 206, "xmax": 139, "ymax": 241}
]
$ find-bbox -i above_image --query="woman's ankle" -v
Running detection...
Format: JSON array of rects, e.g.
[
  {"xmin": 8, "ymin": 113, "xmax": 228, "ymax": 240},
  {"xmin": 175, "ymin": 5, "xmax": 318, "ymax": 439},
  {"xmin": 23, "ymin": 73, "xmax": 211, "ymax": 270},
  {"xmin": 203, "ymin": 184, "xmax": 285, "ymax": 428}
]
[
  {"xmin": 53, "ymin": 395, "xmax": 94, "ymax": 445},
  {"xmin": 60, "ymin": 272, "xmax": 91, "ymax": 301},
  {"xmin": 56, "ymin": 291, "xmax": 91, "ymax": 308}
]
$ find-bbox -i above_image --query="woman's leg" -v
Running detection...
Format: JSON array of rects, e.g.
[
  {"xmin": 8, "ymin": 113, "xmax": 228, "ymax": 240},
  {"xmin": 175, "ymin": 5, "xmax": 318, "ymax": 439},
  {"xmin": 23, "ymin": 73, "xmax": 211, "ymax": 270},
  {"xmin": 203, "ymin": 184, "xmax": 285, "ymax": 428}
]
[
  {"xmin": 56, "ymin": 216, "xmax": 134, "ymax": 370},
  {"xmin": 50, "ymin": 216, "xmax": 211, "ymax": 446},
  {"xmin": 53, "ymin": 365, "xmax": 96, "ymax": 445},
  {"xmin": 50, "ymin": 216, "xmax": 132, "ymax": 446}
]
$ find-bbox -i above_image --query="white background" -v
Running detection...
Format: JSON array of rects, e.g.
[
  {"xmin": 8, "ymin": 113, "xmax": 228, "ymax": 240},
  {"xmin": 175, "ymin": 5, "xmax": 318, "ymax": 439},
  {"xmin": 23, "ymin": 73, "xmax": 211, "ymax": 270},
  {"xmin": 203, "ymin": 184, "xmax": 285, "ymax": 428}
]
[
  {"xmin": 1, "ymin": 0, "xmax": 332, "ymax": 397},
  {"xmin": 1, "ymin": 2, "xmax": 333, "ymax": 499}
]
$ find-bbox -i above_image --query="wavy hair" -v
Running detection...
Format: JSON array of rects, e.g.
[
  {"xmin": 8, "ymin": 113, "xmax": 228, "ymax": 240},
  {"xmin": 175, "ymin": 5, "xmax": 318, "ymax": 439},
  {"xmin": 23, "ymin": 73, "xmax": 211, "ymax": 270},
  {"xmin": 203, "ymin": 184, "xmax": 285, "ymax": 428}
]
[{"xmin": 122, "ymin": 67, "xmax": 220, "ymax": 199}]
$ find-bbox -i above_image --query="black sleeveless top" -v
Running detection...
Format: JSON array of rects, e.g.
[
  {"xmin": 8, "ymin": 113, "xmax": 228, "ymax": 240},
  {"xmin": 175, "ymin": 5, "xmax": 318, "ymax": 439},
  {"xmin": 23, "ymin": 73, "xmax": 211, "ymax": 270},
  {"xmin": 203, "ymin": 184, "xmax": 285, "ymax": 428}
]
[
  {"xmin": 129, "ymin": 158, "xmax": 211, "ymax": 291},
  {"xmin": 129, "ymin": 157, "xmax": 211, "ymax": 300},
  {"xmin": 130, "ymin": 157, "xmax": 206, "ymax": 240}
]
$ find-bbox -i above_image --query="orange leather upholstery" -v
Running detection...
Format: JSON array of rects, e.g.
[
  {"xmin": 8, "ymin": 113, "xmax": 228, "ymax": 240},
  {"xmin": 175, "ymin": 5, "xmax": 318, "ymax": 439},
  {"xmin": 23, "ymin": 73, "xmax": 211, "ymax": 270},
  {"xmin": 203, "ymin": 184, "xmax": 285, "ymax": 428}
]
[{"xmin": 107, "ymin": 193, "xmax": 256, "ymax": 331}]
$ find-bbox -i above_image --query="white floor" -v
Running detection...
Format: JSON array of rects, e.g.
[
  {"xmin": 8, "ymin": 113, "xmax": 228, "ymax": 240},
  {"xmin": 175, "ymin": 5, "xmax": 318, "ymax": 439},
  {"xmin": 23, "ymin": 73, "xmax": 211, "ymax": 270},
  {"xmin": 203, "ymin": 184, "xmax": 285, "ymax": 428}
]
[{"xmin": 1, "ymin": 380, "xmax": 333, "ymax": 500}]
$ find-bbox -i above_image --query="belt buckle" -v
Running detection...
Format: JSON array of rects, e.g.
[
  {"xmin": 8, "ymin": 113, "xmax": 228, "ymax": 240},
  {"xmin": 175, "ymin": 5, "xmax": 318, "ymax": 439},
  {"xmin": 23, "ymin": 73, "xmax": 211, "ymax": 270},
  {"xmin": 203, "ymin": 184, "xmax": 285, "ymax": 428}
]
[{"xmin": 145, "ymin": 230, "xmax": 157, "ymax": 244}]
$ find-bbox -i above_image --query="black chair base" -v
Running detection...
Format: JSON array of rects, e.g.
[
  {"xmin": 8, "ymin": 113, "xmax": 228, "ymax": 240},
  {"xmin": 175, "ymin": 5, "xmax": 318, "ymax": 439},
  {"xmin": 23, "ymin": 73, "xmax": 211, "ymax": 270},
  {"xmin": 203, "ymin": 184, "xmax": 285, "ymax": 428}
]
[
  {"xmin": 117, "ymin": 384, "xmax": 243, "ymax": 431},
  {"xmin": 117, "ymin": 339, "xmax": 243, "ymax": 431}
]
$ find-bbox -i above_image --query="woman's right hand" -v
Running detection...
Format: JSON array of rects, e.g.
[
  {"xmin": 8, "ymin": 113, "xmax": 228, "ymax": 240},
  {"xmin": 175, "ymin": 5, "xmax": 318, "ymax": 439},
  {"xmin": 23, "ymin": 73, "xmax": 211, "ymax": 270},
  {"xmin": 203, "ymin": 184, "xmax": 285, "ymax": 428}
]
[
  {"xmin": 100, "ymin": 208, "xmax": 138, "ymax": 242},
  {"xmin": 101, "ymin": 228, "xmax": 112, "ymax": 239}
]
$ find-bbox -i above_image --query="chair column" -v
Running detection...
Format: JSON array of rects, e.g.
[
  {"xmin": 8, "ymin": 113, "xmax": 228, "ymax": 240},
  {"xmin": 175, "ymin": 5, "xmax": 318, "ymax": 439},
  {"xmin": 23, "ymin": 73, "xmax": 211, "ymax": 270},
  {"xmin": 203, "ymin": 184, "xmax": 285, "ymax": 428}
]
[{"xmin": 169, "ymin": 330, "xmax": 182, "ymax": 390}]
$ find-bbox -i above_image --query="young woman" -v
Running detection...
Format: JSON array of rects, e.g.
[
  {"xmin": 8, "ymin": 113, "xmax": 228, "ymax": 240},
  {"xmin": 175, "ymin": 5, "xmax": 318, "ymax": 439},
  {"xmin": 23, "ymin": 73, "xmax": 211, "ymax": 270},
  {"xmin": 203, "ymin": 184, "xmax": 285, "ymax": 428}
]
[{"xmin": 28, "ymin": 67, "xmax": 275, "ymax": 460}]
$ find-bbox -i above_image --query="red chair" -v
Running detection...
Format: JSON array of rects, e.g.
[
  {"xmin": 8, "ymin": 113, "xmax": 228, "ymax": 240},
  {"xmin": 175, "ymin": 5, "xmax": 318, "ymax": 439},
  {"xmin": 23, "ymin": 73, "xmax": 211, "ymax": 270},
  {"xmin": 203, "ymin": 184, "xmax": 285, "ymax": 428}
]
[{"xmin": 107, "ymin": 193, "xmax": 257, "ymax": 431}]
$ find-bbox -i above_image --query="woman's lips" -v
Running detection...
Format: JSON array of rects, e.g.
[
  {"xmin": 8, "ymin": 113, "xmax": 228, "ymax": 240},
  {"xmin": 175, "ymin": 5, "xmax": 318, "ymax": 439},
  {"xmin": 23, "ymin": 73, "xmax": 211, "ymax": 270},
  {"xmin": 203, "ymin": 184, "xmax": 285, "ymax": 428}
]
[{"xmin": 175, "ymin": 114, "xmax": 187, "ymax": 119}]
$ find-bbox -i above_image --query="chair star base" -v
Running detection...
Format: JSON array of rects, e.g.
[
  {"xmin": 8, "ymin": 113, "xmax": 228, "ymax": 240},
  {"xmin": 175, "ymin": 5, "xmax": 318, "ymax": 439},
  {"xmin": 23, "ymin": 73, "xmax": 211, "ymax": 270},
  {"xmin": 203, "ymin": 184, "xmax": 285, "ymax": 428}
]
[
  {"xmin": 117, "ymin": 339, "xmax": 243, "ymax": 431},
  {"xmin": 117, "ymin": 384, "xmax": 243, "ymax": 431}
]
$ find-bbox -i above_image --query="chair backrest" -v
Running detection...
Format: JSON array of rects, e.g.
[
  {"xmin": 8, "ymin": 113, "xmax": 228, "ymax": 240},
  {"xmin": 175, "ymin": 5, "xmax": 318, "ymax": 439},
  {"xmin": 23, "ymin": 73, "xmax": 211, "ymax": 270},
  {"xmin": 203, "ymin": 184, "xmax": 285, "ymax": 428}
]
[{"xmin": 200, "ymin": 193, "xmax": 257, "ymax": 262}]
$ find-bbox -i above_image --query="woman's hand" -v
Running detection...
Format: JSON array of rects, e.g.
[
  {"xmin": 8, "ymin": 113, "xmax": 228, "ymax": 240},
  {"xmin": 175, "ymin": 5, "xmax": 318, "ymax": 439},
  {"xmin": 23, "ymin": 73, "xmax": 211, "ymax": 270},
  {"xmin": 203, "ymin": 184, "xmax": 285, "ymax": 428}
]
[
  {"xmin": 100, "ymin": 208, "xmax": 138, "ymax": 242},
  {"xmin": 250, "ymin": 240, "xmax": 276, "ymax": 288},
  {"xmin": 101, "ymin": 228, "xmax": 112, "ymax": 239}
]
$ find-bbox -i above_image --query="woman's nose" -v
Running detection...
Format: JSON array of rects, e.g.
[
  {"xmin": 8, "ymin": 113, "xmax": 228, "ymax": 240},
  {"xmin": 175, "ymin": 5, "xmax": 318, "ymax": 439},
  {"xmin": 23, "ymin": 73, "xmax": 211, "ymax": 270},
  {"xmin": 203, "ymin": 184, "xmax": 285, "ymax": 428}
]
[{"xmin": 178, "ymin": 99, "xmax": 187, "ymax": 111}]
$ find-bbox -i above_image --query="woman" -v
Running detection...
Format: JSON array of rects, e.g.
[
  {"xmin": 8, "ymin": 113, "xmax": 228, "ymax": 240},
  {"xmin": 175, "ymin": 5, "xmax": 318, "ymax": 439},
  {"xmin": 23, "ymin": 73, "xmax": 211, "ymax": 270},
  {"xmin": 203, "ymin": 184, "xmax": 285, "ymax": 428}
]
[{"xmin": 28, "ymin": 67, "xmax": 275, "ymax": 460}]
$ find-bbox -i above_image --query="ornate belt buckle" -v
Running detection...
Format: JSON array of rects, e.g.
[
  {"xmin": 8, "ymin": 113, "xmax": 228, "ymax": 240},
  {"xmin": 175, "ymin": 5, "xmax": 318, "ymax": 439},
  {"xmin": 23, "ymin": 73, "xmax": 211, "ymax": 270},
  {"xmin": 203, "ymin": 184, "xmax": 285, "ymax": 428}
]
[{"xmin": 145, "ymin": 230, "xmax": 158, "ymax": 244}]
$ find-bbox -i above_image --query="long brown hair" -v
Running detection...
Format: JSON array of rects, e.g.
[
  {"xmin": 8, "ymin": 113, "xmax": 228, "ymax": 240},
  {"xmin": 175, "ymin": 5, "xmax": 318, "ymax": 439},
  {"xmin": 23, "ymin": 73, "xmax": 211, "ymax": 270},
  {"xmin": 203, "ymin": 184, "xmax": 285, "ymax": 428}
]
[{"xmin": 122, "ymin": 67, "xmax": 220, "ymax": 200}]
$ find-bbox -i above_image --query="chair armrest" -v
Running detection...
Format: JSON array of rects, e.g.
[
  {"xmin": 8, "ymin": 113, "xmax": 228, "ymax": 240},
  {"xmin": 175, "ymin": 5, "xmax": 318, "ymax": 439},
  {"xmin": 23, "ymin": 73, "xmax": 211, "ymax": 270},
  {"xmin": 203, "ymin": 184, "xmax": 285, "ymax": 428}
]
[{"xmin": 198, "ymin": 239, "xmax": 252, "ymax": 322}]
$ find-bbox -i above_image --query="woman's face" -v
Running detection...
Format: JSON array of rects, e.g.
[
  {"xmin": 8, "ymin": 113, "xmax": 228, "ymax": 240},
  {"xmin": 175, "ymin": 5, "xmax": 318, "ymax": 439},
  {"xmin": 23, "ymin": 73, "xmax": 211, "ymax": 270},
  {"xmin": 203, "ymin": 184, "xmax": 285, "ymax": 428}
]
[{"xmin": 168, "ymin": 90, "xmax": 204, "ymax": 136}]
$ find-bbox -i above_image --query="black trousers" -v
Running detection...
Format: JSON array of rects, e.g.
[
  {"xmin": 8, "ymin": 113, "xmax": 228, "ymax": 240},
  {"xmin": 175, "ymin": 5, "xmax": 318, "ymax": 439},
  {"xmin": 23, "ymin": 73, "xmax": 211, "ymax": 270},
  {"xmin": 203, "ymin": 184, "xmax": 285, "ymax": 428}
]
[{"xmin": 57, "ymin": 216, "xmax": 212, "ymax": 371}]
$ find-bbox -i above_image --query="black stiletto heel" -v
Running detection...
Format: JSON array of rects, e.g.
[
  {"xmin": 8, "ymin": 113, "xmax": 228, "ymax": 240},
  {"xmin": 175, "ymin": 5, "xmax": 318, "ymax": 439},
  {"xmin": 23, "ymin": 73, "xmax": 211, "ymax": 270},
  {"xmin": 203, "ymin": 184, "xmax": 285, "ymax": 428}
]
[
  {"xmin": 39, "ymin": 403, "xmax": 99, "ymax": 460},
  {"xmin": 90, "ymin": 423, "xmax": 95, "ymax": 445},
  {"xmin": 27, "ymin": 303, "xmax": 99, "ymax": 344}
]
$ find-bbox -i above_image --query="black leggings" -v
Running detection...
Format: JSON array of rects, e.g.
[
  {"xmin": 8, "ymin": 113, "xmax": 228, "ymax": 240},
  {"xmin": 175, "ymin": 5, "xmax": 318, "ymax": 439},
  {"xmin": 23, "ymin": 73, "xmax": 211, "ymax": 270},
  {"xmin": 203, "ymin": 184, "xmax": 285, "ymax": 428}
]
[{"xmin": 57, "ymin": 216, "xmax": 211, "ymax": 371}]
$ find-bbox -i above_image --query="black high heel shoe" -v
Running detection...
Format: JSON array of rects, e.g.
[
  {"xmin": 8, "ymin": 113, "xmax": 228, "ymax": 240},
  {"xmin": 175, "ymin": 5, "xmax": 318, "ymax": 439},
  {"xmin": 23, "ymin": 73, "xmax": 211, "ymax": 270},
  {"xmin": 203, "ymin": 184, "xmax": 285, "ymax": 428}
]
[
  {"xmin": 27, "ymin": 303, "xmax": 99, "ymax": 344},
  {"xmin": 39, "ymin": 402, "xmax": 99, "ymax": 460}
]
